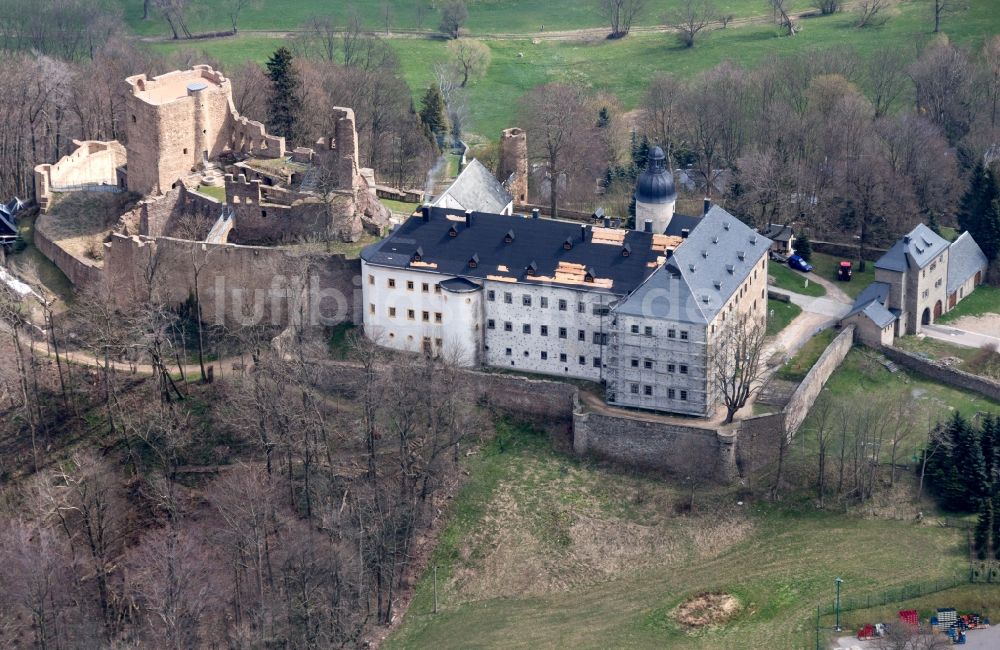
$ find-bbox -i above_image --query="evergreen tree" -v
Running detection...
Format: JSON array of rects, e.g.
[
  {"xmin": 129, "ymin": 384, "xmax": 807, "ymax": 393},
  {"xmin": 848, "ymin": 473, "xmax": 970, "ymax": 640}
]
[
  {"xmin": 928, "ymin": 212, "xmax": 943, "ymax": 237},
  {"xmin": 958, "ymin": 162, "xmax": 1000, "ymax": 262},
  {"xmin": 982, "ymin": 414, "xmax": 999, "ymax": 488},
  {"xmin": 265, "ymin": 47, "xmax": 301, "ymax": 142},
  {"xmin": 419, "ymin": 85, "xmax": 447, "ymax": 144},
  {"xmin": 927, "ymin": 413, "xmax": 974, "ymax": 510},
  {"xmin": 631, "ymin": 134, "xmax": 651, "ymax": 169},
  {"xmin": 597, "ymin": 106, "xmax": 611, "ymax": 129},
  {"xmin": 976, "ymin": 499, "xmax": 993, "ymax": 560},
  {"xmin": 795, "ymin": 231, "xmax": 813, "ymax": 262}
]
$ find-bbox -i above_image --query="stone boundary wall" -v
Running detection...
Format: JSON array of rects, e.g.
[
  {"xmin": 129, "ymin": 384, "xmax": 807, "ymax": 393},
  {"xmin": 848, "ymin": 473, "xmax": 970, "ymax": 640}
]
[
  {"xmin": 33, "ymin": 215, "xmax": 103, "ymax": 289},
  {"xmin": 34, "ymin": 140, "xmax": 126, "ymax": 212},
  {"xmin": 783, "ymin": 325, "xmax": 855, "ymax": 435},
  {"xmin": 812, "ymin": 240, "xmax": 888, "ymax": 262},
  {"xmin": 881, "ymin": 346, "xmax": 1000, "ymax": 402}
]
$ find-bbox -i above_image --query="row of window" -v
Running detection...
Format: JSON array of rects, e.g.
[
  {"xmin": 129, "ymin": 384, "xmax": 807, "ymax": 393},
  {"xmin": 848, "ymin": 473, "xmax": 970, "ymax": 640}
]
[
  {"xmin": 628, "ymin": 383, "xmax": 688, "ymax": 401},
  {"xmin": 486, "ymin": 321, "xmax": 607, "ymax": 343},
  {"xmin": 627, "ymin": 358, "xmax": 688, "ymax": 374},
  {"xmin": 629, "ymin": 323, "xmax": 689, "ymax": 340},
  {"xmin": 485, "ymin": 290, "xmax": 609, "ymax": 315},
  {"xmin": 375, "ymin": 275, "xmax": 443, "ymax": 294},
  {"xmin": 501, "ymin": 347, "xmax": 602, "ymax": 367},
  {"xmin": 371, "ymin": 304, "xmax": 443, "ymax": 323}
]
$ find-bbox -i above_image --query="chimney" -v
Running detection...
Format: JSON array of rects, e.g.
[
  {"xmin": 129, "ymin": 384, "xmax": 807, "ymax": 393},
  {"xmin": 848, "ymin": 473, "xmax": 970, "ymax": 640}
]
[
  {"xmin": 465, "ymin": 209, "xmax": 473, "ymax": 227},
  {"xmin": 903, "ymin": 235, "xmax": 911, "ymax": 244},
  {"xmin": 532, "ymin": 208, "xmax": 540, "ymax": 219},
  {"xmin": 643, "ymin": 219, "xmax": 653, "ymax": 233},
  {"xmin": 703, "ymin": 198, "xmax": 711, "ymax": 216},
  {"xmin": 681, "ymin": 228, "xmax": 690, "ymax": 239},
  {"xmin": 666, "ymin": 248, "xmax": 674, "ymax": 259},
  {"xmin": 421, "ymin": 204, "xmax": 430, "ymax": 221},
  {"xmin": 603, "ymin": 217, "xmax": 611, "ymax": 228},
  {"xmin": 581, "ymin": 224, "xmax": 588, "ymax": 242}
]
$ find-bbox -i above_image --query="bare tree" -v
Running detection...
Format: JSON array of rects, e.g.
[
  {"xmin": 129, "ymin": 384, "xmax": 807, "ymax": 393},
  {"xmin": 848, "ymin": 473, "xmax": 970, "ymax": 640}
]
[
  {"xmin": 225, "ymin": 0, "xmax": 257, "ymax": 33},
  {"xmin": 769, "ymin": 0, "xmax": 798, "ymax": 36},
  {"xmin": 713, "ymin": 318, "xmax": 769, "ymax": 424},
  {"xmin": 931, "ymin": 0, "xmax": 955, "ymax": 33},
  {"xmin": 382, "ymin": 2, "xmax": 392, "ymax": 34},
  {"xmin": 983, "ymin": 36, "xmax": 1000, "ymax": 129},
  {"xmin": 152, "ymin": 0, "xmax": 193, "ymax": 39},
  {"xmin": 600, "ymin": 0, "xmax": 644, "ymax": 39},
  {"xmin": 439, "ymin": 0, "xmax": 468, "ymax": 39},
  {"xmin": 446, "ymin": 38, "xmax": 491, "ymax": 87},
  {"xmin": 856, "ymin": 0, "xmax": 894, "ymax": 28},
  {"xmin": 641, "ymin": 73, "xmax": 684, "ymax": 153},
  {"xmin": 414, "ymin": 0, "xmax": 430, "ymax": 30},
  {"xmin": 865, "ymin": 47, "xmax": 909, "ymax": 118},
  {"xmin": 665, "ymin": 0, "xmax": 716, "ymax": 48},
  {"xmin": 812, "ymin": 0, "xmax": 840, "ymax": 15}
]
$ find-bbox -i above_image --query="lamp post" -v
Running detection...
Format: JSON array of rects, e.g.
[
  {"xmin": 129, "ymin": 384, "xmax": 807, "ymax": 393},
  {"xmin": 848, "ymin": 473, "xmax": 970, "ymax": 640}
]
[{"xmin": 834, "ymin": 577, "xmax": 844, "ymax": 632}]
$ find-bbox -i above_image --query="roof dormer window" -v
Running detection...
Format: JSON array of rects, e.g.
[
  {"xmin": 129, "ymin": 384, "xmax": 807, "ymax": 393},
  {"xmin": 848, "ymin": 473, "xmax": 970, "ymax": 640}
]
[
  {"xmin": 584, "ymin": 267, "xmax": 596, "ymax": 283},
  {"xmin": 563, "ymin": 237, "xmax": 573, "ymax": 251},
  {"xmin": 448, "ymin": 225, "xmax": 458, "ymax": 237},
  {"xmin": 468, "ymin": 253, "xmax": 479, "ymax": 269},
  {"xmin": 412, "ymin": 246, "xmax": 424, "ymax": 263},
  {"xmin": 622, "ymin": 243, "xmax": 631, "ymax": 257},
  {"xmin": 526, "ymin": 260, "xmax": 538, "ymax": 274},
  {"xmin": 504, "ymin": 229, "xmax": 515, "ymax": 244}
]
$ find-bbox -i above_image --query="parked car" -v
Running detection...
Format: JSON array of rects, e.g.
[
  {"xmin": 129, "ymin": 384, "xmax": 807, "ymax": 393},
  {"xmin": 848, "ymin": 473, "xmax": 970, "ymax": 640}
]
[
  {"xmin": 788, "ymin": 254, "xmax": 813, "ymax": 272},
  {"xmin": 838, "ymin": 260, "xmax": 853, "ymax": 281}
]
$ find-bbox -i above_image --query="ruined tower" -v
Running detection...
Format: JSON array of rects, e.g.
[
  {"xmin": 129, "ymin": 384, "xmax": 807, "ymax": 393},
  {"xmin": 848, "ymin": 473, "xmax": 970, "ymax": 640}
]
[{"xmin": 498, "ymin": 128, "xmax": 528, "ymax": 206}]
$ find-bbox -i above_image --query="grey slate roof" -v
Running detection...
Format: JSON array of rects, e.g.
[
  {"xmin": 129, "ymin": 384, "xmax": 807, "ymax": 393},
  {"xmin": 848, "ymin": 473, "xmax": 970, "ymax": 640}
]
[
  {"xmin": 843, "ymin": 280, "xmax": 897, "ymax": 328},
  {"xmin": 433, "ymin": 159, "xmax": 512, "ymax": 214},
  {"xmin": 947, "ymin": 231, "xmax": 989, "ymax": 294},
  {"xmin": 0, "ymin": 197, "xmax": 21, "ymax": 240},
  {"xmin": 439, "ymin": 277, "xmax": 482, "ymax": 293},
  {"xmin": 762, "ymin": 223, "xmax": 793, "ymax": 243},
  {"xmin": 856, "ymin": 300, "xmax": 897, "ymax": 328},
  {"xmin": 362, "ymin": 206, "xmax": 664, "ymax": 294},
  {"xmin": 614, "ymin": 205, "xmax": 771, "ymax": 324},
  {"xmin": 875, "ymin": 223, "xmax": 950, "ymax": 272}
]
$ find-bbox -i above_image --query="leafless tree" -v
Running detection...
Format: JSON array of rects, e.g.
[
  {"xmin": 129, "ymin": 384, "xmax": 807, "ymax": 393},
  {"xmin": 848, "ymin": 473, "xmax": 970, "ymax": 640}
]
[
  {"xmin": 873, "ymin": 622, "xmax": 951, "ymax": 649},
  {"xmin": 439, "ymin": 0, "xmax": 468, "ymax": 39},
  {"xmin": 855, "ymin": 0, "xmax": 894, "ymax": 28},
  {"xmin": 713, "ymin": 318, "xmax": 769, "ymax": 424},
  {"xmin": 414, "ymin": 0, "xmax": 430, "ymax": 30},
  {"xmin": 382, "ymin": 2, "xmax": 393, "ymax": 34},
  {"xmin": 641, "ymin": 73, "xmax": 684, "ymax": 156},
  {"xmin": 225, "ymin": 0, "xmax": 257, "ymax": 33},
  {"xmin": 769, "ymin": 0, "xmax": 798, "ymax": 36},
  {"xmin": 812, "ymin": 0, "xmax": 840, "ymax": 15},
  {"xmin": 152, "ymin": 0, "xmax": 194, "ymax": 39},
  {"xmin": 983, "ymin": 36, "xmax": 1000, "ymax": 130},
  {"xmin": 446, "ymin": 38, "xmax": 492, "ymax": 87},
  {"xmin": 665, "ymin": 0, "xmax": 716, "ymax": 48},
  {"xmin": 865, "ymin": 47, "xmax": 910, "ymax": 118},
  {"xmin": 931, "ymin": 0, "xmax": 955, "ymax": 33},
  {"xmin": 600, "ymin": 0, "xmax": 644, "ymax": 38}
]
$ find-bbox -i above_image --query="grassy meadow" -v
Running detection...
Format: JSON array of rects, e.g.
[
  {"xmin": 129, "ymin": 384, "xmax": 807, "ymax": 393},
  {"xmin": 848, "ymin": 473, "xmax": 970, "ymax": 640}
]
[{"xmin": 146, "ymin": 1, "xmax": 1000, "ymax": 141}]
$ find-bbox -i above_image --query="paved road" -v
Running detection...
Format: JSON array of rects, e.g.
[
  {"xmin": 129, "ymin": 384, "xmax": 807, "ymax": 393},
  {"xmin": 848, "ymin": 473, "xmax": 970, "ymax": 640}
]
[
  {"xmin": 835, "ymin": 624, "xmax": 1000, "ymax": 649},
  {"xmin": 769, "ymin": 287, "xmax": 853, "ymax": 320},
  {"xmin": 924, "ymin": 324, "xmax": 1000, "ymax": 350}
]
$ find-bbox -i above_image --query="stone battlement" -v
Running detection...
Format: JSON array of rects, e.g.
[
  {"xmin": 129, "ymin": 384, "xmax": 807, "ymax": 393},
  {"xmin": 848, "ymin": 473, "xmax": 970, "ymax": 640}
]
[
  {"xmin": 125, "ymin": 65, "xmax": 228, "ymax": 106},
  {"xmin": 34, "ymin": 140, "xmax": 126, "ymax": 212}
]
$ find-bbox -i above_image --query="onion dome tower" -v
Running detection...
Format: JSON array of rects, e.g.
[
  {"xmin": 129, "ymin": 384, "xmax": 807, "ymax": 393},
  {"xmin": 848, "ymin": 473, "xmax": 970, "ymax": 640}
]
[{"xmin": 634, "ymin": 146, "xmax": 677, "ymax": 234}]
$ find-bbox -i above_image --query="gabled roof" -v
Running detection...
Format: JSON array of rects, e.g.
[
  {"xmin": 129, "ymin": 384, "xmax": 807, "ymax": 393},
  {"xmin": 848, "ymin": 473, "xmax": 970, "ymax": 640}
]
[
  {"xmin": 947, "ymin": 231, "xmax": 989, "ymax": 294},
  {"xmin": 362, "ymin": 207, "xmax": 665, "ymax": 294},
  {"xmin": 843, "ymin": 280, "xmax": 897, "ymax": 328},
  {"xmin": 851, "ymin": 281, "xmax": 891, "ymax": 312},
  {"xmin": 762, "ymin": 223, "xmax": 793, "ymax": 242},
  {"xmin": 875, "ymin": 223, "xmax": 950, "ymax": 272},
  {"xmin": 614, "ymin": 206, "xmax": 771, "ymax": 324},
  {"xmin": 855, "ymin": 300, "xmax": 897, "ymax": 328},
  {"xmin": 433, "ymin": 159, "xmax": 513, "ymax": 214}
]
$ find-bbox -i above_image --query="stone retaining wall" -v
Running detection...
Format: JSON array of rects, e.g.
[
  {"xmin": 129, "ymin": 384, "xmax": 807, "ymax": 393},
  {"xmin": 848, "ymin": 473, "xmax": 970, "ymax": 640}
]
[
  {"xmin": 783, "ymin": 325, "xmax": 855, "ymax": 435},
  {"xmin": 881, "ymin": 346, "xmax": 1000, "ymax": 402},
  {"xmin": 33, "ymin": 216, "xmax": 103, "ymax": 289}
]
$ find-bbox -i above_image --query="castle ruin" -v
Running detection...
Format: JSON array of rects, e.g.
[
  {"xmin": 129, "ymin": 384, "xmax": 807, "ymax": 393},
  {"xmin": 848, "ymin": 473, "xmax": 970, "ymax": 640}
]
[{"xmin": 498, "ymin": 127, "xmax": 528, "ymax": 206}]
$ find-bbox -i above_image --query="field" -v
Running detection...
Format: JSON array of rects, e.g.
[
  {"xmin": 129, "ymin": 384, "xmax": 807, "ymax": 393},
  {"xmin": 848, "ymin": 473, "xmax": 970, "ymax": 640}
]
[
  {"xmin": 809, "ymin": 252, "xmax": 877, "ymax": 300},
  {"xmin": 938, "ymin": 285, "xmax": 1000, "ymax": 323},
  {"xmin": 769, "ymin": 261, "xmax": 826, "ymax": 297},
  {"xmin": 776, "ymin": 327, "xmax": 836, "ymax": 381},
  {"xmin": 766, "ymin": 298, "xmax": 801, "ymax": 336},
  {"xmin": 386, "ymin": 420, "xmax": 970, "ymax": 650},
  {"xmin": 146, "ymin": 1, "xmax": 1000, "ymax": 141}
]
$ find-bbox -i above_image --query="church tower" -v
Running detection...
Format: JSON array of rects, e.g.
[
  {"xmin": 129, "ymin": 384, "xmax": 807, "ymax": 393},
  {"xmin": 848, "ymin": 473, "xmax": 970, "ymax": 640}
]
[{"xmin": 634, "ymin": 146, "xmax": 676, "ymax": 233}]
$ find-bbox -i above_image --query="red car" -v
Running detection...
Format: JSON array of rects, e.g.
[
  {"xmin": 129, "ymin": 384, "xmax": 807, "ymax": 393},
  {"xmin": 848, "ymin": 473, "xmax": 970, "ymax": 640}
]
[{"xmin": 838, "ymin": 261, "xmax": 853, "ymax": 281}]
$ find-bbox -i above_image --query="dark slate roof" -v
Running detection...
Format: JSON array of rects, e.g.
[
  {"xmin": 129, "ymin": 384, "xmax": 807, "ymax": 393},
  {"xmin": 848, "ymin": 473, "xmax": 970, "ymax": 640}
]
[
  {"xmin": 433, "ymin": 159, "xmax": 512, "ymax": 214},
  {"xmin": 0, "ymin": 198, "xmax": 24, "ymax": 219},
  {"xmin": 855, "ymin": 300, "xmax": 897, "ymax": 328},
  {"xmin": 875, "ymin": 223, "xmax": 950, "ymax": 272},
  {"xmin": 635, "ymin": 147, "xmax": 677, "ymax": 205},
  {"xmin": 0, "ymin": 213, "xmax": 15, "ymax": 239},
  {"xmin": 439, "ymin": 277, "xmax": 482, "ymax": 293},
  {"xmin": 614, "ymin": 205, "xmax": 771, "ymax": 324},
  {"xmin": 665, "ymin": 213, "xmax": 702, "ymax": 237},
  {"xmin": 947, "ymin": 231, "xmax": 988, "ymax": 294},
  {"xmin": 762, "ymin": 223, "xmax": 793, "ymax": 242},
  {"xmin": 851, "ymin": 281, "xmax": 891, "ymax": 311},
  {"xmin": 843, "ymin": 280, "xmax": 897, "ymax": 328},
  {"xmin": 362, "ymin": 207, "xmax": 665, "ymax": 294}
]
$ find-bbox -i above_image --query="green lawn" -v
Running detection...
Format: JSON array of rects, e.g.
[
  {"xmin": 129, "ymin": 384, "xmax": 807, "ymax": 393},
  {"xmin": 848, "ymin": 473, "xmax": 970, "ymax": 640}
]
[
  {"xmin": 7, "ymin": 214, "xmax": 75, "ymax": 306},
  {"xmin": 147, "ymin": 1, "xmax": 1000, "ymax": 141},
  {"xmin": 767, "ymin": 298, "xmax": 802, "ymax": 337},
  {"xmin": 195, "ymin": 184, "xmax": 226, "ymax": 201},
  {"xmin": 386, "ymin": 419, "xmax": 968, "ymax": 650},
  {"xmin": 938, "ymin": 285, "xmax": 1000, "ymax": 323},
  {"xmin": 380, "ymin": 198, "xmax": 420, "ymax": 216},
  {"xmin": 769, "ymin": 261, "xmax": 826, "ymax": 297},
  {"xmin": 809, "ymin": 252, "xmax": 877, "ymax": 300},
  {"xmin": 776, "ymin": 327, "xmax": 836, "ymax": 382},
  {"xmin": 894, "ymin": 336, "xmax": 1000, "ymax": 382},
  {"xmin": 278, "ymin": 232, "xmax": 381, "ymax": 259}
]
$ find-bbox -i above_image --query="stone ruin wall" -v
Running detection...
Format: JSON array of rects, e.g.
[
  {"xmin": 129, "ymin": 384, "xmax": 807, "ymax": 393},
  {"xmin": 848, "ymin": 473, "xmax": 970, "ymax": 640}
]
[
  {"xmin": 34, "ymin": 140, "xmax": 127, "ymax": 212},
  {"xmin": 499, "ymin": 128, "xmax": 529, "ymax": 205}
]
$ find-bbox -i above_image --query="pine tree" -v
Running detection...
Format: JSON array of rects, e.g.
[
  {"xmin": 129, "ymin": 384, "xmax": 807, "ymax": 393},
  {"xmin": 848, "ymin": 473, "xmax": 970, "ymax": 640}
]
[
  {"xmin": 597, "ymin": 106, "xmax": 611, "ymax": 129},
  {"xmin": 976, "ymin": 499, "xmax": 993, "ymax": 560},
  {"xmin": 795, "ymin": 232, "xmax": 813, "ymax": 262},
  {"xmin": 958, "ymin": 162, "xmax": 1000, "ymax": 262},
  {"xmin": 265, "ymin": 47, "xmax": 301, "ymax": 142},
  {"xmin": 419, "ymin": 85, "xmax": 447, "ymax": 144},
  {"xmin": 927, "ymin": 413, "xmax": 974, "ymax": 510},
  {"xmin": 982, "ymin": 414, "xmax": 999, "ymax": 488}
]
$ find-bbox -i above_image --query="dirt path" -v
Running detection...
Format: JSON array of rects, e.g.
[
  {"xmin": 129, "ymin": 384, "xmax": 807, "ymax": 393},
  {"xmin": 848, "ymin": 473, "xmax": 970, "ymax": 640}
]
[
  {"xmin": 948, "ymin": 314, "xmax": 1000, "ymax": 339},
  {"xmin": 796, "ymin": 269, "xmax": 853, "ymax": 306}
]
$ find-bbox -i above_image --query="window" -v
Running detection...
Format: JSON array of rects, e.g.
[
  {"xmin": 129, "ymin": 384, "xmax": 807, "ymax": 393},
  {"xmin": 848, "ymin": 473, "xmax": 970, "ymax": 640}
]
[
  {"xmin": 630, "ymin": 383, "xmax": 640, "ymax": 394},
  {"xmin": 487, "ymin": 319, "xmax": 496, "ymax": 330},
  {"xmin": 668, "ymin": 389, "xmax": 676, "ymax": 399},
  {"xmin": 183, "ymin": 148, "xmax": 188, "ymax": 155},
  {"xmin": 644, "ymin": 359, "xmax": 653, "ymax": 369},
  {"xmin": 522, "ymin": 324, "xmax": 531, "ymax": 334},
  {"xmin": 388, "ymin": 278, "xmax": 396, "ymax": 288},
  {"xmin": 592, "ymin": 305, "xmax": 610, "ymax": 316},
  {"xmin": 578, "ymin": 302, "xmax": 586, "ymax": 313},
  {"xmin": 680, "ymin": 331, "xmax": 689, "ymax": 341},
  {"xmin": 668, "ymin": 328, "xmax": 676, "ymax": 339},
  {"xmin": 407, "ymin": 281, "xmax": 415, "ymax": 291},
  {"xmin": 422, "ymin": 311, "xmax": 430, "ymax": 322},
  {"xmin": 593, "ymin": 332, "xmax": 607, "ymax": 345},
  {"xmin": 540, "ymin": 297, "xmax": 549, "ymax": 308},
  {"xmin": 368, "ymin": 274, "xmax": 375, "ymax": 285},
  {"xmin": 132, "ymin": 114, "xmax": 136, "ymax": 123},
  {"xmin": 505, "ymin": 348, "xmax": 512, "ymax": 356},
  {"xmin": 487, "ymin": 290, "xmax": 496, "ymax": 301},
  {"xmin": 558, "ymin": 327, "xmax": 567, "ymax": 339},
  {"xmin": 578, "ymin": 330, "xmax": 586, "ymax": 342},
  {"xmin": 504, "ymin": 292, "xmax": 513, "ymax": 304},
  {"xmin": 680, "ymin": 364, "xmax": 688, "ymax": 374},
  {"xmin": 522, "ymin": 295, "xmax": 532, "ymax": 306},
  {"xmin": 435, "ymin": 338, "xmax": 442, "ymax": 347},
  {"xmin": 559, "ymin": 353, "xmax": 567, "ymax": 362},
  {"xmin": 369, "ymin": 303, "xmax": 375, "ymax": 314},
  {"xmin": 540, "ymin": 325, "xmax": 548, "ymax": 336},
  {"xmin": 558, "ymin": 299, "xmax": 568, "ymax": 311},
  {"xmin": 644, "ymin": 326, "xmax": 653, "ymax": 337},
  {"xmin": 667, "ymin": 363, "xmax": 675, "ymax": 373},
  {"xmin": 389, "ymin": 307, "xmax": 396, "ymax": 318},
  {"xmin": 434, "ymin": 312, "xmax": 442, "ymax": 324},
  {"xmin": 644, "ymin": 385, "xmax": 653, "ymax": 396},
  {"xmin": 631, "ymin": 358, "xmax": 639, "ymax": 368},
  {"xmin": 407, "ymin": 309, "xmax": 415, "ymax": 320},
  {"xmin": 435, "ymin": 285, "xmax": 442, "ymax": 294},
  {"xmin": 540, "ymin": 351, "xmax": 548, "ymax": 360},
  {"xmin": 631, "ymin": 324, "xmax": 639, "ymax": 334},
  {"xmin": 422, "ymin": 283, "xmax": 430, "ymax": 293},
  {"xmin": 504, "ymin": 322, "xmax": 513, "ymax": 332},
  {"xmin": 680, "ymin": 390, "xmax": 688, "ymax": 401},
  {"xmin": 593, "ymin": 357, "xmax": 601, "ymax": 368},
  {"xmin": 579, "ymin": 356, "xmax": 586, "ymax": 365},
  {"xmin": 261, "ymin": 209, "xmax": 266, "ymax": 218}
]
